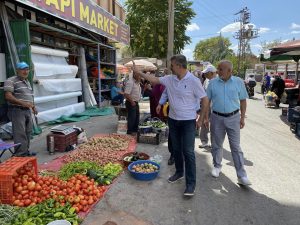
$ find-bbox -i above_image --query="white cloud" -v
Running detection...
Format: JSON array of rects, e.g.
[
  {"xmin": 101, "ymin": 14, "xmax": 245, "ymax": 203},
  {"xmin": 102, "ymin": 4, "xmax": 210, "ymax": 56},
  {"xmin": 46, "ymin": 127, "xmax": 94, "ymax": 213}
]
[
  {"xmin": 290, "ymin": 23, "xmax": 300, "ymax": 29},
  {"xmin": 187, "ymin": 23, "xmax": 200, "ymax": 32},
  {"xmin": 182, "ymin": 48, "xmax": 192, "ymax": 54},
  {"xmin": 182, "ymin": 48, "xmax": 193, "ymax": 60},
  {"xmin": 259, "ymin": 27, "xmax": 270, "ymax": 34},
  {"xmin": 220, "ymin": 23, "xmax": 258, "ymax": 33},
  {"xmin": 229, "ymin": 44, "xmax": 238, "ymax": 51},
  {"xmin": 220, "ymin": 22, "xmax": 240, "ymax": 33},
  {"xmin": 291, "ymin": 30, "xmax": 300, "ymax": 34},
  {"xmin": 252, "ymin": 43, "xmax": 262, "ymax": 49}
]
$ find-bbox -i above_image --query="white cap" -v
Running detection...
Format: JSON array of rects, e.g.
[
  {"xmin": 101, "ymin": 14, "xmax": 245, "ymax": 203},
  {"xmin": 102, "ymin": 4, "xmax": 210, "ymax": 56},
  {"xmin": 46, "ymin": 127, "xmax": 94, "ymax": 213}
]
[{"xmin": 202, "ymin": 65, "xmax": 217, "ymax": 74}]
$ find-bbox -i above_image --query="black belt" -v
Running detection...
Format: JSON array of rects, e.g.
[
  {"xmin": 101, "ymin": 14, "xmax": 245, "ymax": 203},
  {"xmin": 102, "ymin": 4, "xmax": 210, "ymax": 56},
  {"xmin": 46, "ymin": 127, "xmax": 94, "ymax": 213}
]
[
  {"xmin": 9, "ymin": 105, "xmax": 30, "ymax": 110},
  {"xmin": 213, "ymin": 109, "xmax": 239, "ymax": 117}
]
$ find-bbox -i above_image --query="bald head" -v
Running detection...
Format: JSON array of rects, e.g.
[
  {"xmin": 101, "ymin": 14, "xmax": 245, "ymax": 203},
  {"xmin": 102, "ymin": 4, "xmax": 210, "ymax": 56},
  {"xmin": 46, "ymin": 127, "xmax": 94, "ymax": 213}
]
[{"xmin": 217, "ymin": 60, "xmax": 233, "ymax": 81}]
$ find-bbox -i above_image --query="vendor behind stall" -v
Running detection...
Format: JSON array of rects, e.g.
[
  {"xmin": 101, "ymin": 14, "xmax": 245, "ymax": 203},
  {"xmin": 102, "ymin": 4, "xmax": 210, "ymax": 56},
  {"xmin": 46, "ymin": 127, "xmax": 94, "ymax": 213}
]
[
  {"xmin": 111, "ymin": 81, "xmax": 124, "ymax": 105},
  {"xmin": 4, "ymin": 62, "xmax": 37, "ymax": 156}
]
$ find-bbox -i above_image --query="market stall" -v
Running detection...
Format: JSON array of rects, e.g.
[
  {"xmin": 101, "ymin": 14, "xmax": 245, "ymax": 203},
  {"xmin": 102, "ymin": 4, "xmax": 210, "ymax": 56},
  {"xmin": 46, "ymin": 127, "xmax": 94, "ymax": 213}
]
[{"xmin": 0, "ymin": 134, "xmax": 138, "ymax": 224}]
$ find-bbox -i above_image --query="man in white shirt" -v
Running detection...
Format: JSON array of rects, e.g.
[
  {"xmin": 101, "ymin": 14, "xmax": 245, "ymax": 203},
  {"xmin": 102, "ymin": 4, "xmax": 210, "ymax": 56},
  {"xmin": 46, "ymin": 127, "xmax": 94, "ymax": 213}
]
[{"xmin": 133, "ymin": 55, "xmax": 209, "ymax": 196}]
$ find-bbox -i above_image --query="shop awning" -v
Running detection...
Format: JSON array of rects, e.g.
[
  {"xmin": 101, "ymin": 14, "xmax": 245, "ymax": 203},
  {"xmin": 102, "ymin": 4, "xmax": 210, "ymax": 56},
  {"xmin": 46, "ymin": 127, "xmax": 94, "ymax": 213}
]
[{"xmin": 28, "ymin": 20, "xmax": 115, "ymax": 50}]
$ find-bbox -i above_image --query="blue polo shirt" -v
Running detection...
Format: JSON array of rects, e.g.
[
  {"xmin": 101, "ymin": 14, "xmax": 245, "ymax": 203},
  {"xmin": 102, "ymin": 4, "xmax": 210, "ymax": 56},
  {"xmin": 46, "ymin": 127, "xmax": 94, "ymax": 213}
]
[
  {"xmin": 159, "ymin": 72, "xmax": 206, "ymax": 120},
  {"xmin": 111, "ymin": 86, "xmax": 121, "ymax": 99},
  {"xmin": 206, "ymin": 76, "xmax": 248, "ymax": 113}
]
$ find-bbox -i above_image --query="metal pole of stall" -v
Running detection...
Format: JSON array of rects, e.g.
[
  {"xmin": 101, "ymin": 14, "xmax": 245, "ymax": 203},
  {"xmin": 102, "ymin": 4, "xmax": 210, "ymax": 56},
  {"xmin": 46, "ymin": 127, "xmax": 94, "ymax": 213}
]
[{"xmin": 97, "ymin": 43, "xmax": 101, "ymax": 108}]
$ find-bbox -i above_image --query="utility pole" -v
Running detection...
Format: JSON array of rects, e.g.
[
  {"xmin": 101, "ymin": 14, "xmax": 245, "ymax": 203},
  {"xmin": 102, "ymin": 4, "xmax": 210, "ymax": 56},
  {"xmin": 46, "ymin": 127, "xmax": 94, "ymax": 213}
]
[
  {"xmin": 167, "ymin": 0, "xmax": 174, "ymax": 69},
  {"xmin": 234, "ymin": 7, "xmax": 259, "ymax": 77}
]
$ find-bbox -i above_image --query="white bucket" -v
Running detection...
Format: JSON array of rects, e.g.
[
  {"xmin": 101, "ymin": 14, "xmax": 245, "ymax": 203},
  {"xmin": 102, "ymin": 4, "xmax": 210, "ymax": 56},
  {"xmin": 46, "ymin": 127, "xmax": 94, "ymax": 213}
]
[
  {"xmin": 47, "ymin": 220, "xmax": 71, "ymax": 225},
  {"xmin": 117, "ymin": 119, "xmax": 127, "ymax": 134}
]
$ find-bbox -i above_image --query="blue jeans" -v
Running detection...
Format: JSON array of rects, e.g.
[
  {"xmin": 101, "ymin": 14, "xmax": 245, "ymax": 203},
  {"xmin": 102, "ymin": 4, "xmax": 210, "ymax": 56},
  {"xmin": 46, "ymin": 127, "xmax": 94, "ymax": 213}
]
[
  {"xmin": 168, "ymin": 118, "xmax": 196, "ymax": 187},
  {"xmin": 112, "ymin": 94, "xmax": 124, "ymax": 104}
]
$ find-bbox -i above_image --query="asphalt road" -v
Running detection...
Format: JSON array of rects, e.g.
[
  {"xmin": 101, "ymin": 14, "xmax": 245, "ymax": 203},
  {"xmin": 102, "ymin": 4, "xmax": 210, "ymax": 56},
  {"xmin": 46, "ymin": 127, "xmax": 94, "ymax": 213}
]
[{"xmin": 81, "ymin": 94, "xmax": 300, "ymax": 225}]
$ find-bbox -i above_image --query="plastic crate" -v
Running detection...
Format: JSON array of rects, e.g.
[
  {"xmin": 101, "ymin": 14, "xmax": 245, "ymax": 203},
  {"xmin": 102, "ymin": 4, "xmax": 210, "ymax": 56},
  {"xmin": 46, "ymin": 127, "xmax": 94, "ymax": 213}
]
[
  {"xmin": 47, "ymin": 131, "xmax": 77, "ymax": 152},
  {"xmin": 288, "ymin": 108, "xmax": 300, "ymax": 123},
  {"xmin": 296, "ymin": 123, "xmax": 300, "ymax": 138},
  {"xmin": 0, "ymin": 157, "xmax": 37, "ymax": 204},
  {"xmin": 137, "ymin": 132, "xmax": 161, "ymax": 145}
]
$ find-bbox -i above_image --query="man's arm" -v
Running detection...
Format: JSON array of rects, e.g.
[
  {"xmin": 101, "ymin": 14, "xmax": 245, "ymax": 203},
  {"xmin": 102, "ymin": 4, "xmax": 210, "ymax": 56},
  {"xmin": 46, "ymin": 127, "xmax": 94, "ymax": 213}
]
[
  {"xmin": 156, "ymin": 89, "xmax": 168, "ymax": 115},
  {"xmin": 5, "ymin": 92, "xmax": 34, "ymax": 109},
  {"xmin": 132, "ymin": 62, "xmax": 160, "ymax": 85},
  {"xmin": 240, "ymin": 99, "xmax": 247, "ymax": 129},
  {"xmin": 196, "ymin": 96, "xmax": 209, "ymax": 129}
]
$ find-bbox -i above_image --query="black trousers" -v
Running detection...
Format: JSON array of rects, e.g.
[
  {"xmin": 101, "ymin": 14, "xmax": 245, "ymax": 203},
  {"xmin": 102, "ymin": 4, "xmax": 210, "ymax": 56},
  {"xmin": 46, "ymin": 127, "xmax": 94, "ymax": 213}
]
[{"xmin": 125, "ymin": 101, "xmax": 140, "ymax": 134}]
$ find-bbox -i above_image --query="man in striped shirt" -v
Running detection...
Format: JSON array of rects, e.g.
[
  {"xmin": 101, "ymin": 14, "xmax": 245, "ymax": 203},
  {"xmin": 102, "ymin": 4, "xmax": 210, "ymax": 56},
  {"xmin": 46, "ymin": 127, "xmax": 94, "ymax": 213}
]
[{"xmin": 4, "ymin": 62, "xmax": 37, "ymax": 156}]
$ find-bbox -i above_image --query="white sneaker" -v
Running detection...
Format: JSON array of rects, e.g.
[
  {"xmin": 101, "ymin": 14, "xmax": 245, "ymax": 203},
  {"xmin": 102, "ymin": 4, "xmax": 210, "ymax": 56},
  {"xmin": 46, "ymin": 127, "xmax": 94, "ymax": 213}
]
[
  {"xmin": 211, "ymin": 167, "xmax": 221, "ymax": 178},
  {"xmin": 237, "ymin": 177, "xmax": 252, "ymax": 186},
  {"xmin": 199, "ymin": 143, "xmax": 209, "ymax": 148}
]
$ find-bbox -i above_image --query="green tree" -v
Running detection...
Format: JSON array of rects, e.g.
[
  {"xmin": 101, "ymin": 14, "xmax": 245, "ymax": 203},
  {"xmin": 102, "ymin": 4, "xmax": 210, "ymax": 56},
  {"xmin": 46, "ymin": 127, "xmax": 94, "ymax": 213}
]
[
  {"xmin": 193, "ymin": 36, "xmax": 234, "ymax": 65},
  {"xmin": 125, "ymin": 0, "xmax": 195, "ymax": 58}
]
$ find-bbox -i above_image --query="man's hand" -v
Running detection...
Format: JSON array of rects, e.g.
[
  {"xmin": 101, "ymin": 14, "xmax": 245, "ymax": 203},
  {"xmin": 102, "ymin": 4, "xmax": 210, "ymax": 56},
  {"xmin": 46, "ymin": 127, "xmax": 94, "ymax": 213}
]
[
  {"xmin": 32, "ymin": 106, "xmax": 38, "ymax": 115},
  {"xmin": 196, "ymin": 116, "xmax": 202, "ymax": 129},
  {"xmin": 156, "ymin": 105, "xmax": 162, "ymax": 115},
  {"xmin": 203, "ymin": 117, "xmax": 210, "ymax": 129},
  {"xmin": 22, "ymin": 102, "xmax": 34, "ymax": 109},
  {"xmin": 240, "ymin": 117, "xmax": 245, "ymax": 129},
  {"xmin": 131, "ymin": 101, "xmax": 136, "ymax": 107}
]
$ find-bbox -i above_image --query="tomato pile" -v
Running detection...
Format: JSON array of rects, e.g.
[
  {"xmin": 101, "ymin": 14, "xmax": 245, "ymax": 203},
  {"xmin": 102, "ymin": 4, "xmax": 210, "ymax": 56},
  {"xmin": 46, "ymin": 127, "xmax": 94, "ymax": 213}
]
[{"xmin": 12, "ymin": 163, "xmax": 106, "ymax": 213}]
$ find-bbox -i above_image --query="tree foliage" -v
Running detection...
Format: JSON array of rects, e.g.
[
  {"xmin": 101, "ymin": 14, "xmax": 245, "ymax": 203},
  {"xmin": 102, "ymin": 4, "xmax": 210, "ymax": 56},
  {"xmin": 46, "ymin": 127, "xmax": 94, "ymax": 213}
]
[
  {"xmin": 125, "ymin": 0, "xmax": 195, "ymax": 58},
  {"xmin": 193, "ymin": 36, "xmax": 234, "ymax": 65},
  {"xmin": 260, "ymin": 39, "xmax": 283, "ymax": 53}
]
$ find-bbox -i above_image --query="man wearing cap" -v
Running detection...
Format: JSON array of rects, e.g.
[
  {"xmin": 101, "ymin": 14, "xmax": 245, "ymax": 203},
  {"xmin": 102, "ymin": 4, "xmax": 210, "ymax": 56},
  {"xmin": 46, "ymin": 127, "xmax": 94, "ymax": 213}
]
[
  {"xmin": 206, "ymin": 60, "xmax": 251, "ymax": 186},
  {"xmin": 4, "ymin": 62, "xmax": 37, "ymax": 157},
  {"xmin": 199, "ymin": 65, "xmax": 217, "ymax": 149}
]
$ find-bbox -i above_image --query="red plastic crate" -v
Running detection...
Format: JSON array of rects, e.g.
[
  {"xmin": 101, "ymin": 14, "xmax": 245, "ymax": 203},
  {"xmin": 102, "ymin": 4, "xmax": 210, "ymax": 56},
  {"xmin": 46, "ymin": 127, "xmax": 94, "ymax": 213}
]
[
  {"xmin": 0, "ymin": 157, "xmax": 37, "ymax": 204},
  {"xmin": 47, "ymin": 131, "xmax": 77, "ymax": 152}
]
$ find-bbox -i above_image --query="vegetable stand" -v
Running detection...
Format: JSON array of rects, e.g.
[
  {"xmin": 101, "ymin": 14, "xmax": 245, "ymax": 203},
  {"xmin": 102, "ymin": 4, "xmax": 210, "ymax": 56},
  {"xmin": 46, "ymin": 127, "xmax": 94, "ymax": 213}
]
[{"xmin": 0, "ymin": 134, "xmax": 137, "ymax": 224}]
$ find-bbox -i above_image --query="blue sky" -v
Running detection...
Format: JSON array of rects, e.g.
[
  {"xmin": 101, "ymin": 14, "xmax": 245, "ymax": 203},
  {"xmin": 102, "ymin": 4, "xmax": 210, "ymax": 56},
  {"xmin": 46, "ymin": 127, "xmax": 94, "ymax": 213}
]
[{"xmin": 118, "ymin": 0, "xmax": 300, "ymax": 60}]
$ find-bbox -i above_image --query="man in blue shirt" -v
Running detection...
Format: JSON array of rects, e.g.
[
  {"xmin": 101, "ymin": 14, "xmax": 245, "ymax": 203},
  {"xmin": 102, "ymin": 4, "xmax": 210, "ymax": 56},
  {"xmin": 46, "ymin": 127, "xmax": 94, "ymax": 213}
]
[
  {"xmin": 133, "ymin": 55, "xmax": 209, "ymax": 196},
  {"xmin": 111, "ymin": 82, "xmax": 124, "ymax": 105},
  {"xmin": 206, "ymin": 60, "xmax": 251, "ymax": 186}
]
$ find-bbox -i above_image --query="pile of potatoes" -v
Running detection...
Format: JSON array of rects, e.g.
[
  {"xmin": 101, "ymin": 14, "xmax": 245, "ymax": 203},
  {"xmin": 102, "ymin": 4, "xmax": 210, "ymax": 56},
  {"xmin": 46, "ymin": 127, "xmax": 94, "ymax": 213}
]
[{"xmin": 131, "ymin": 163, "xmax": 159, "ymax": 173}]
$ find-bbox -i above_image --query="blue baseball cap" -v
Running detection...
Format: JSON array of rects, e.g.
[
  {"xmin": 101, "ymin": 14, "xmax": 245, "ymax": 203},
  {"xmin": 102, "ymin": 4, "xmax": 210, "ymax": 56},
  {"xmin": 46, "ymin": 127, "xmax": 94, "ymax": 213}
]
[{"xmin": 16, "ymin": 62, "xmax": 29, "ymax": 70}]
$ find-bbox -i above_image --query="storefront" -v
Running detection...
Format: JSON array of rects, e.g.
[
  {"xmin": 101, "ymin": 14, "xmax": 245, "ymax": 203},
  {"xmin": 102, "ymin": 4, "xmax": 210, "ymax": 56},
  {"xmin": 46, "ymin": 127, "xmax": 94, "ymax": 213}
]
[{"xmin": 0, "ymin": 0, "xmax": 130, "ymax": 124}]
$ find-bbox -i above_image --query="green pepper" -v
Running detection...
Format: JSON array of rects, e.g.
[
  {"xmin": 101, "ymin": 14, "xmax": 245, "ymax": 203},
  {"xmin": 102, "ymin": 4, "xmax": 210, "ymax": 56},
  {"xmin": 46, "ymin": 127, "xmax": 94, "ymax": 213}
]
[{"xmin": 69, "ymin": 207, "xmax": 76, "ymax": 214}]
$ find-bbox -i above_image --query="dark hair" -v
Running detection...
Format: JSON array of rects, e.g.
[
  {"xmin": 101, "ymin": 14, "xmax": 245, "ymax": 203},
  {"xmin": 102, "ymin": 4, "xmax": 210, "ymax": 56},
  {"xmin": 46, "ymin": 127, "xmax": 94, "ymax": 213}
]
[{"xmin": 171, "ymin": 54, "xmax": 187, "ymax": 69}]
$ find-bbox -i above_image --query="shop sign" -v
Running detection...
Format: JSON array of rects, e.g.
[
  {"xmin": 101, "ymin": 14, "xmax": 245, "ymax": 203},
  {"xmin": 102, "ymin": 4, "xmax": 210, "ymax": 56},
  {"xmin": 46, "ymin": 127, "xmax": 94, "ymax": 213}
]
[{"xmin": 15, "ymin": 0, "xmax": 130, "ymax": 45}]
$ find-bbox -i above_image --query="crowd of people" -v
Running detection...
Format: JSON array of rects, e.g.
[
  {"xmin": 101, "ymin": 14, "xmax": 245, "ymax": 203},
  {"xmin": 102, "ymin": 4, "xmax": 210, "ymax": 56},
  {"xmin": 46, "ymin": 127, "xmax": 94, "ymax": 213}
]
[
  {"xmin": 129, "ymin": 55, "xmax": 251, "ymax": 197},
  {"xmin": 4, "ymin": 56, "xmax": 252, "ymax": 198}
]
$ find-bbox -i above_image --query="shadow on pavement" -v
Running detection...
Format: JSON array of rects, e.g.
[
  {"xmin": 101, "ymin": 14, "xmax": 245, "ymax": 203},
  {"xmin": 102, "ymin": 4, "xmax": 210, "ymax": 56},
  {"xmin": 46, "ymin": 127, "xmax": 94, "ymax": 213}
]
[
  {"xmin": 222, "ymin": 148, "xmax": 254, "ymax": 167},
  {"xmin": 82, "ymin": 142, "xmax": 300, "ymax": 225}
]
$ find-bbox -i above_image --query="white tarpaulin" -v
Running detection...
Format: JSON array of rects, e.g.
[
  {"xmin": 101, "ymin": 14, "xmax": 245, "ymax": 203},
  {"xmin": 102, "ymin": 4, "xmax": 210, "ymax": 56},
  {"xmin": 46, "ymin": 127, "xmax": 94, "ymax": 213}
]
[
  {"xmin": 34, "ymin": 91, "xmax": 82, "ymax": 104},
  {"xmin": 31, "ymin": 45, "xmax": 68, "ymax": 57},
  {"xmin": 36, "ymin": 102, "xmax": 85, "ymax": 124},
  {"xmin": 31, "ymin": 45, "xmax": 78, "ymax": 79},
  {"xmin": 30, "ymin": 45, "xmax": 84, "ymax": 122},
  {"xmin": 33, "ymin": 78, "xmax": 81, "ymax": 96},
  {"xmin": 35, "ymin": 98, "xmax": 78, "ymax": 112},
  {"xmin": 32, "ymin": 63, "xmax": 78, "ymax": 79}
]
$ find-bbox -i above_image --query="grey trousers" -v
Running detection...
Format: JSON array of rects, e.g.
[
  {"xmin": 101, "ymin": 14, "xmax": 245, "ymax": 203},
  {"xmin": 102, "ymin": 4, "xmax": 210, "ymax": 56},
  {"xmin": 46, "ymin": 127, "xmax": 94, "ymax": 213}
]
[
  {"xmin": 210, "ymin": 112, "xmax": 247, "ymax": 178},
  {"xmin": 8, "ymin": 108, "xmax": 32, "ymax": 156}
]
